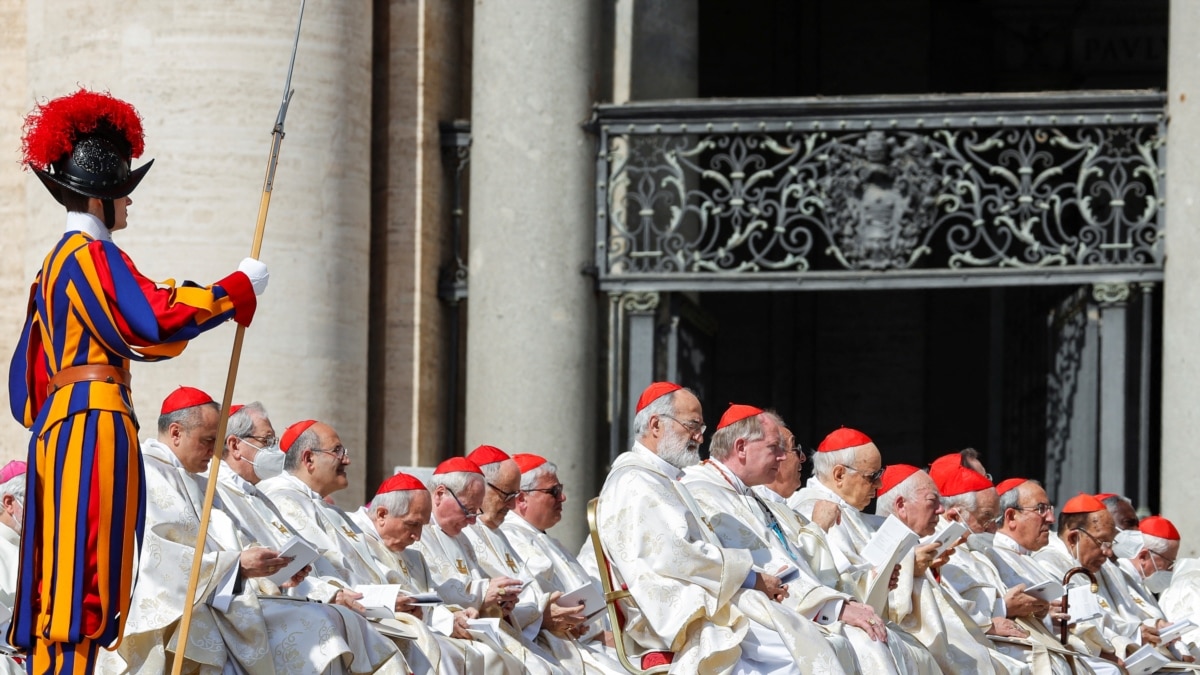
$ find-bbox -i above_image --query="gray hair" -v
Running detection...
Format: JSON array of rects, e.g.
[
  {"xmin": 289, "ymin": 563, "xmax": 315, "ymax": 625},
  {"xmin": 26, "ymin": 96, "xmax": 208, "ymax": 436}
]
[
  {"xmin": 371, "ymin": 489, "xmax": 417, "ymax": 518},
  {"xmin": 283, "ymin": 428, "xmax": 320, "ymax": 472},
  {"xmin": 0, "ymin": 475, "xmax": 25, "ymax": 504},
  {"xmin": 708, "ymin": 410, "xmax": 783, "ymax": 461},
  {"xmin": 429, "ymin": 470, "xmax": 483, "ymax": 495},
  {"xmin": 227, "ymin": 402, "xmax": 268, "ymax": 439},
  {"xmin": 996, "ymin": 479, "xmax": 1040, "ymax": 523},
  {"xmin": 940, "ymin": 491, "xmax": 978, "ymax": 513},
  {"xmin": 477, "ymin": 461, "xmax": 504, "ymax": 482},
  {"xmin": 632, "ymin": 388, "xmax": 693, "ymax": 439},
  {"xmin": 812, "ymin": 446, "xmax": 858, "ymax": 481},
  {"xmin": 875, "ymin": 472, "xmax": 922, "ymax": 517},
  {"xmin": 157, "ymin": 401, "xmax": 219, "ymax": 435},
  {"xmin": 520, "ymin": 461, "xmax": 559, "ymax": 491}
]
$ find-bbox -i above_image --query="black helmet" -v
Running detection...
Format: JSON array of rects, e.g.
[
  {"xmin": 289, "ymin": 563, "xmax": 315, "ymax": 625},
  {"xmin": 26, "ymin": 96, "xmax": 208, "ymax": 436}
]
[{"xmin": 22, "ymin": 89, "xmax": 153, "ymax": 205}]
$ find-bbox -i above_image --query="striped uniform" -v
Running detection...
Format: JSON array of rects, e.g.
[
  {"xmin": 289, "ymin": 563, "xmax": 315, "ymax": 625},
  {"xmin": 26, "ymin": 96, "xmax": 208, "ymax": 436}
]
[{"xmin": 7, "ymin": 230, "xmax": 255, "ymax": 674}]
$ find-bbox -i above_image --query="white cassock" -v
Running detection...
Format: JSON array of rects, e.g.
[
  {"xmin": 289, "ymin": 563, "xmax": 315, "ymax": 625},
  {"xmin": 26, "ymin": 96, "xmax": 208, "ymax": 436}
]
[
  {"xmin": 792, "ymin": 477, "xmax": 986, "ymax": 675},
  {"xmin": 0, "ymin": 525, "xmax": 22, "ymax": 674},
  {"xmin": 344, "ymin": 508, "xmax": 529, "ymax": 675},
  {"xmin": 465, "ymin": 521, "xmax": 622, "ymax": 674},
  {"xmin": 1033, "ymin": 536, "xmax": 1140, "ymax": 658},
  {"xmin": 1159, "ymin": 559, "xmax": 1200, "ymax": 658},
  {"xmin": 95, "ymin": 440, "xmax": 407, "ymax": 674},
  {"xmin": 682, "ymin": 459, "xmax": 921, "ymax": 675},
  {"xmin": 414, "ymin": 520, "xmax": 569, "ymax": 675},
  {"xmin": 937, "ymin": 528, "xmax": 1078, "ymax": 675},
  {"xmin": 983, "ymin": 533, "xmax": 1118, "ymax": 675},
  {"xmin": 596, "ymin": 443, "xmax": 849, "ymax": 675}
]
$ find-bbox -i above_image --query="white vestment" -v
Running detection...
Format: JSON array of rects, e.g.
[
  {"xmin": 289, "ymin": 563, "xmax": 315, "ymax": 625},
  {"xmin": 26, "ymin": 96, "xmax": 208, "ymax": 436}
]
[
  {"xmin": 1159, "ymin": 559, "xmax": 1200, "ymax": 658},
  {"xmin": 466, "ymin": 521, "xmax": 623, "ymax": 674},
  {"xmin": 0, "ymin": 525, "xmax": 21, "ymax": 674},
  {"xmin": 96, "ymin": 440, "xmax": 407, "ymax": 674},
  {"xmin": 1033, "ymin": 536, "xmax": 1140, "ymax": 657},
  {"xmin": 414, "ymin": 520, "xmax": 569, "ymax": 675},
  {"xmin": 596, "ymin": 443, "xmax": 850, "ymax": 675}
]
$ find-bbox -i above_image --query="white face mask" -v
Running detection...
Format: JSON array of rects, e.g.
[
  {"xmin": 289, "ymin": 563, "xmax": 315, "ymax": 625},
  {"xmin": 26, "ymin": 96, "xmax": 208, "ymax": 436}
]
[
  {"xmin": 9, "ymin": 497, "xmax": 22, "ymax": 536},
  {"xmin": 1144, "ymin": 555, "xmax": 1174, "ymax": 594},
  {"xmin": 243, "ymin": 439, "xmax": 286, "ymax": 481},
  {"xmin": 1113, "ymin": 529, "xmax": 1144, "ymax": 560}
]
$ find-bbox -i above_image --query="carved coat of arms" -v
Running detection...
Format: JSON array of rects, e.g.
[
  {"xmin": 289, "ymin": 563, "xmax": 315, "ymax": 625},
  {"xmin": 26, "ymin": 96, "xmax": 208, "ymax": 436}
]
[{"xmin": 821, "ymin": 131, "xmax": 941, "ymax": 269}]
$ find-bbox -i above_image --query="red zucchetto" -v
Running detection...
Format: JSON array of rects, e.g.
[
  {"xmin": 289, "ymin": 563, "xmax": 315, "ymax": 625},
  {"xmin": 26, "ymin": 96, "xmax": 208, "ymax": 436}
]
[
  {"xmin": 717, "ymin": 404, "xmax": 764, "ymax": 430},
  {"xmin": 376, "ymin": 472, "xmax": 427, "ymax": 496},
  {"xmin": 280, "ymin": 420, "xmax": 318, "ymax": 451},
  {"xmin": 229, "ymin": 404, "xmax": 245, "ymax": 417},
  {"xmin": 467, "ymin": 445, "xmax": 510, "ymax": 466},
  {"xmin": 435, "ymin": 457, "xmax": 483, "ymax": 475},
  {"xmin": 878, "ymin": 464, "xmax": 920, "ymax": 496},
  {"xmin": 513, "ymin": 453, "xmax": 547, "ymax": 473},
  {"xmin": 817, "ymin": 427, "xmax": 873, "ymax": 452},
  {"xmin": 1139, "ymin": 515, "xmax": 1180, "ymax": 541},
  {"xmin": 995, "ymin": 478, "xmax": 1026, "ymax": 496},
  {"xmin": 636, "ymin": 382, "xmax": 683, "ymax": 413},
  {"xmin": 935, "ymin": 465, "xmax": 993, "ymax": 497},
  {"xmin": 1061, "ymin": 493, "xmax": 1105, "ymax": 514},
  {"xmin": 160, "ymin": 386, "xmax": 214, "ymax": 415}
]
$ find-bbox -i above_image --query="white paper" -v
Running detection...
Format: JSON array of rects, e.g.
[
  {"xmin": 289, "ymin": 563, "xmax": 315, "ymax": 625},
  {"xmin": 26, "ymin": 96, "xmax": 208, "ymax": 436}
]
[
  {"xmin": 920, "ymin": 521, "xmax": 968, "ymax": 558},
  {"xmin": 1124, "ymin": 643, "xmax": 1170, "ymax": 675},
  {"xmin": 354, "ymin": 584, "xmax": 402, "ymax": 618},
  {"xmin": 1066, "ymin": 584, "xmax": 1102, "ymax": 624},
  {"xmin": 861, "ymin": 515, "xmax": 919, "ymax": 571},
  {"xmin": 466, "ymin": 618, "xmax": 505, "ymax": 645},
  {"xmin": 266, "ymin": 535, "xmax": 321, "ymax": 586},
  {"xmin": 557, "ymin": 582, "xmax": 606, "ymax": 619},
  {"xmin": 369, "ymin": 617, "xmax": 420, "ymax": 640},
  {"xmin": 1157, "ymin": 618, "xmax": 1196, "ymax": 644},
  {"xmin": 408, "ymin": 592, "xmax": 444, "ymax": 606},
  {"xmin": 210, "ymin": 561, "xmax": 241, "ymax": 613},
  {"xmin": 1022, "ymin": 579, "xmax": 1066, "ymax": 602}
]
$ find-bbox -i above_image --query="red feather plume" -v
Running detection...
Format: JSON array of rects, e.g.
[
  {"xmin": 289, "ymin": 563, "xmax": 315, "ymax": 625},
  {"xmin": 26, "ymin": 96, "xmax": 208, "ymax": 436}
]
[{"xmin": 20, "ymin": 89, "xmax": 145, "ymax": 170}]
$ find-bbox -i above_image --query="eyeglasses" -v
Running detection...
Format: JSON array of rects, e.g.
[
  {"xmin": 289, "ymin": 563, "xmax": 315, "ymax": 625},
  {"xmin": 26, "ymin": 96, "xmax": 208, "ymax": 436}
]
[
  {"xmin": 1073, "ymin": 528, "xmax": 1114, "ymax": 551},
  {"xmin": 311, "ymin": 445, "xmax": 350, "ymax": 461},
  {"xmin": 487, "ymin": 482, "xmax": 520, "ymax": 503},
  {"xmin": 523, "ymin": 484, "xmax": 564, "ymax": 500},
  {"xmin": 1015, "ymin": 502, "xmax": 1054, "ymax": 516},
  {"xmin": 244, "ymin": 434, "xmax": 278, "ymax": 447},
  {"xmin": 661, "ymin": 414, "xmax": 706, "ymax": 437},
  {"xmin": 1149, "ymin": 548, "xmax": 1176, "ymax": 571},
  {"xmin": 843, "ymin": 465, "xmax": 884, "ymax": 483},
  {"xmin": 444, "ymin": 487, "xmax": 483, "ymax": 519}
]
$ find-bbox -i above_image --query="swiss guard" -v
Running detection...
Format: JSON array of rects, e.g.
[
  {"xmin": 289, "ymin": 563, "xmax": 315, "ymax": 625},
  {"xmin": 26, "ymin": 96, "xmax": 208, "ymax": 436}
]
[{"xmin": 7, "ymin": 89, "xmax": 268, "ymax": 674}]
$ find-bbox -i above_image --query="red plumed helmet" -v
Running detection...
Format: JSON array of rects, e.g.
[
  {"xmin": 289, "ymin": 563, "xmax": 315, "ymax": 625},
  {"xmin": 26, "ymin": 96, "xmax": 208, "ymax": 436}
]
[{"xmin": 21, "ymin": 88, "xmax": 153, "ymax": 203}]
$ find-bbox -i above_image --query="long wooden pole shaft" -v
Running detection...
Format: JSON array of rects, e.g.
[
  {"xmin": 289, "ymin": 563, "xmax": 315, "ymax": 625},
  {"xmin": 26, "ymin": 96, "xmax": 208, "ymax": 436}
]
[{"xmin": 169, "ymin": 133, "xmax": 279, "ymax": 675}]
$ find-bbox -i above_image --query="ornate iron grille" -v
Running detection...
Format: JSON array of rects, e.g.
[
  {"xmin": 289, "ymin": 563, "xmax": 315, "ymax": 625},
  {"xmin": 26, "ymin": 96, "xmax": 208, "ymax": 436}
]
[{"xmin": 593, "ymin": 93, "xmax": 1166, "ymax": 291}]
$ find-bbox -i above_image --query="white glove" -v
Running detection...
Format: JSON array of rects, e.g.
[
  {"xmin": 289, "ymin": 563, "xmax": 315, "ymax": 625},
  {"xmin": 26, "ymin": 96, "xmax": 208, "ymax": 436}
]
[{"xmin": 238, "ymin": 257, "xmax": 269, "ymax": 296}]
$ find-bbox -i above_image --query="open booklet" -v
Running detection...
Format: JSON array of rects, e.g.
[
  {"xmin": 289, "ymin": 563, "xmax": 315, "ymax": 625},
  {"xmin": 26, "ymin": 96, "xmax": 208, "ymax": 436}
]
[
  {"xmin": 860, "ymin": 515, "xmax": 920, "ymax": 613},
  {"xmin": 1124, "ymin": 643, "xmax": 1171, "ymax": 675},
  {"xmin": 1022, "ymin": 579, "xmax": 1066, "ymax": 602},
  {"xmin": 1158, "ymin": 618, "xmax": 1196, "ymax": 644},
  {"xmin": 266, "ymin": 535, "xmax": 322, "ymax": 586},
  {"xmin": 919, "ymin": 521, "xmax": 967, "ymax": 558},
  {"xmin": 1065, "ymin": 584, "xmax": 1102, "ymax": 625}
]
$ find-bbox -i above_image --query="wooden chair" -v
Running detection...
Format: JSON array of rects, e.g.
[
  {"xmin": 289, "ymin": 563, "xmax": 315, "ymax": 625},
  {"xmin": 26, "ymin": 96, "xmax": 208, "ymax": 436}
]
[{"xmin": 587, "ymin": 497, "xmax": 673, "ymax": 674}]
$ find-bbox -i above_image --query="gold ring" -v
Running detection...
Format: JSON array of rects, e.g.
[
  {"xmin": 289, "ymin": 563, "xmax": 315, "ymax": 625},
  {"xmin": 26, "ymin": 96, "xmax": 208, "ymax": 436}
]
[{"xmin": 869, "ymin": 620, "xmax": 878, "ymax": 626}]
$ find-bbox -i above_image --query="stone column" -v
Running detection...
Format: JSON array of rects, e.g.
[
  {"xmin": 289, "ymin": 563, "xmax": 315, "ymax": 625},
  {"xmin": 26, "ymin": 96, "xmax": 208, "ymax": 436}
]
[
  {"xmin": 0, "ymin": 0, "xmax": 30, "ymax": 462},
  {"xmin": 1162, "ymin": 0, "xmax": 1200, "ymax": 555},
  {"xmin": 466, "ymin": 1, "xmax": 599, "ymax": 543},
  {"xmin": 14, "ymin": 1, "xmax": 373, "ymax": 507}
]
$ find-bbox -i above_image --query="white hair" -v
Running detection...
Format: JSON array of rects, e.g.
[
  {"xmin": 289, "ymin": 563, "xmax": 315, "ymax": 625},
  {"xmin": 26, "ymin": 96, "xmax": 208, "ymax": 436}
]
[
  {"xmin": 708, "ymin": 412, "xmax": 777, "ymax": 461},
  {"xmin": 0, "ymin": 475, "xmax": 25, "ymax": 504},
  {"xmin": 812, "ymin": 446, "xmax": 858, "ymax": 481},
  {"xmin": 227, "ymin": 401, "xmax": 268, "ymax": 439},
  {"xmin": 875, "ymin": 472, "xmax": 923, "ymax": 518},
  {"xmin": 1142, "ymin": 533, "xmax": 1173, "ymax": 556},
  {"xmin": 429, "ymin": 471, "xmax": 483, "ymax": 495},
  {"xmin": 371, "ymin": 489, "xmax": 417, "ymax": 518},
  {"xmin": 940, "ymin": 491, "xmax": 978, "ymax": 513},
  {"xmin": 477, "ymin": 461, "xmax": 504, "ymax": 482},
  {"xmin": 520, "ymin": 461, "xmax": 558, "ymax": 490}
]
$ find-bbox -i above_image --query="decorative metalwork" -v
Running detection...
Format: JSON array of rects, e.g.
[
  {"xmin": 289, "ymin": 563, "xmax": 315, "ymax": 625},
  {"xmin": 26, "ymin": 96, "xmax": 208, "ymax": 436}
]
[
  {"xmin": 593, "ymin": 93, "xmax": 1166, "ymax": 291},
  {"xmin": 1091, "ymin": 282, "xmax": 1132, "ymax": 305},
  {"xmin": 619, "ymin": 291, "xmax": 660, "ymax": 313},
  {"xmin": 439, "ymin": 120, "xmax": 471, "ymax": 302},
  {"xmin": 1044, "ymin": 288, "xmax": 1091, "ymax": 501}
]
